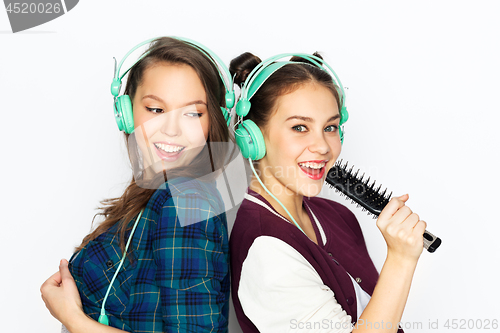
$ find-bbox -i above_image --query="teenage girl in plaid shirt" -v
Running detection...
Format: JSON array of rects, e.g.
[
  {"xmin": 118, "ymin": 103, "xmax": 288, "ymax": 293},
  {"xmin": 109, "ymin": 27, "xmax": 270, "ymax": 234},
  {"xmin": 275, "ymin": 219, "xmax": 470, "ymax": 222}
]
[{"xmin": 41, "ymin": 37, "xmax": 233, "ymax": 333}]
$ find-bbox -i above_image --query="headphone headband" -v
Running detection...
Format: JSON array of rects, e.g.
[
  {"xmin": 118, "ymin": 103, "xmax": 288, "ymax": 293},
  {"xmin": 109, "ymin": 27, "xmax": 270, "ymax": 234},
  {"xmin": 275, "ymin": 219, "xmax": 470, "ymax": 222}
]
[
  {"xmin": 234, "ymin": 52, "xmax": 349, "ymax": 162},
  {"xmin": 111, "ymin": 36, "xmax": 234, "ymax": 104},
  {"xmin": 237, "ymin": 53, "xmax": 348, "ymax": 127},
  {"xmin": 111, "ymin": 37, "xmax": 235, "ymax": 133},
  {"xmin": 241, "ymin": 53, "xmax": 345, "ymax": 105}
]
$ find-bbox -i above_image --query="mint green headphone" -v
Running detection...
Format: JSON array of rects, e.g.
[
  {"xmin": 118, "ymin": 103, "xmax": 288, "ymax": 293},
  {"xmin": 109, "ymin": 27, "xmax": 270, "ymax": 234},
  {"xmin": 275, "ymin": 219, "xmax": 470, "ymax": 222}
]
[
  {"xmin": 98, "ymin": 209, "xmax": 143, "ymax": 326},
  {"xmin": 234, "ymin": 53, "xmax": 349, "ymax": 160},
  {"xmin": 110, "ymin": 37, "xmax": 235, "ymax": 134}
]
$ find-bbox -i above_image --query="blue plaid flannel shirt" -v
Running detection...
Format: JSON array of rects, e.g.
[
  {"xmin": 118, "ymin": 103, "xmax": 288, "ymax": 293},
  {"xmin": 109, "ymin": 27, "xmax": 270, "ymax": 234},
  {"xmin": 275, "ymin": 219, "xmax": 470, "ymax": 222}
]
[{"xmin": 69, "ymin": 178, "xmax": 230, "ymax": 332}]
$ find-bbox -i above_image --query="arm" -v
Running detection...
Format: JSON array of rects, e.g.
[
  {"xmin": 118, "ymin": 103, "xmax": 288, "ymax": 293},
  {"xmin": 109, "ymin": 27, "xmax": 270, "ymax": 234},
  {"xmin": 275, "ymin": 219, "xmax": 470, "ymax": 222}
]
[
  {"xmin": 353, "ymin": 194, "xmax": 426, "ymax": 333},
  {"xmin": 153, "ymin": 193, "xmax": 229, "ymax": 332},
  {"xmin": 40, "ymin": 260, "xmax": 129, "ymax": 333},
  {"xmin": 237, "ymin": 195, "xmax": 425, "ymax": 333}
]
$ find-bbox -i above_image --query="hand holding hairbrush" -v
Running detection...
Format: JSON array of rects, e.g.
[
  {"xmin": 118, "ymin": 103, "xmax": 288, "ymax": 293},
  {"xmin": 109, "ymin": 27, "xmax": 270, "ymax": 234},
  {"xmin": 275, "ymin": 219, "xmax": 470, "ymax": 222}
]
[{"xmin": 325, "ymin": 160, "xmax": 442, "ymax": 253}]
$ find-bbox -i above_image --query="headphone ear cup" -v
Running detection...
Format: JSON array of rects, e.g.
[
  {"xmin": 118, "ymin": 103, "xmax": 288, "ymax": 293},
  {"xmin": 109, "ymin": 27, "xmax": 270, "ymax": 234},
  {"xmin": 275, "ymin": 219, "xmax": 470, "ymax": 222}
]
[
  {"xmin": 246, "ymin": 120, "xmax": 266, "ymax": 160},
  {"xmin": 339, "ymin": 106, "xmax": 349, "ymax": 125},
  {"xmin": 116, "ymin": 95, "xmax": 135, "ymax": 134},
  {"xmin": 235, "ymin": 124, "xmax": 250, "ymax": 159},
  {"xmin": 225, "ymin": 91, "xmax": 235, "ymax": 109},
  {"xmin": 236, "ymin": 99, "xmax": 251, "ymax": 117},
  {"xmin": 339, "ymin": 106, "xmax": 348, "ymax": 145},
  {"xmin": 235, "ymin": 120, "xmax": 266, "ymax": 160}
]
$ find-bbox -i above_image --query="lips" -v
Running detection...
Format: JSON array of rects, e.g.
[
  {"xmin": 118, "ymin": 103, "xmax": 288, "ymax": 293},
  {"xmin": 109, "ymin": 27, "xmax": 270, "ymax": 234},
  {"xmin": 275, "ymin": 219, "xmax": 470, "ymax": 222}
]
[
  {"xmin": 154, "ymin": 142, "xmax": 186, "ymax": 162},
  {"xmin": 298, "ymin": 160, "xmax": 327, "ymax": 180}
]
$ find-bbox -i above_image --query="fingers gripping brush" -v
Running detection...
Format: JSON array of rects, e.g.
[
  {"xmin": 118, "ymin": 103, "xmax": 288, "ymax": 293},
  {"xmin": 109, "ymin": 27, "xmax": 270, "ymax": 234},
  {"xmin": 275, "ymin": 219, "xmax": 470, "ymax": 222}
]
[{"xmin": 325, "ymin": 160, "xmax": 442, "ymax": 253}]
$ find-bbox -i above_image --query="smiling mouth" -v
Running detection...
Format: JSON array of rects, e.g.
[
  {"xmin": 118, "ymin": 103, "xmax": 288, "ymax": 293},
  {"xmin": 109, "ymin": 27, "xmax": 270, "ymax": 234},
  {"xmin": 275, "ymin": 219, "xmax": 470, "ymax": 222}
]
[
  {"xmin": 153, "ymin": 143, "xmax": 186, "ymax": 161},
  {"xmin": 298, "ymin": 161, "xmax": 327, "ymax": 180},
  {"xmin": 154, "ymin": 143, "xmax": 185, "ymax": 153}
]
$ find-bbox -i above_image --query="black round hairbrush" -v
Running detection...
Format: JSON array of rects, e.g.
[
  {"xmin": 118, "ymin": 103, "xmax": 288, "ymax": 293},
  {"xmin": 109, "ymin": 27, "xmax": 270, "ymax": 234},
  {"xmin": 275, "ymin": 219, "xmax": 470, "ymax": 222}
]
[{"xmin": 325, "ymin": 160, "xmax": 442, "ymax": 253}]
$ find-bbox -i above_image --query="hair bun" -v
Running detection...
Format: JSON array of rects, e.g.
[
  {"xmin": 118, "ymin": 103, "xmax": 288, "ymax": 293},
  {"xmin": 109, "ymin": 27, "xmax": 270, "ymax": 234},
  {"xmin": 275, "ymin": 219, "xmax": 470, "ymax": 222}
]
[
  {"xmin": 230, "ymin": 52, "xmax": 262, "ymax": 86},
  {"xmin": 290, "ymin": 52, "xmax": 323, "ymax": 65}
]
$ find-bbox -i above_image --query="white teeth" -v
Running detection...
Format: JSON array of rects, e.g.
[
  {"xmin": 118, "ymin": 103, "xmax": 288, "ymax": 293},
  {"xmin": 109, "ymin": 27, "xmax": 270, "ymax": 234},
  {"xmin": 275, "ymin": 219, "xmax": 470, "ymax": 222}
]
[
  {"xmin": 299, "ymin": 161, "xmax": 326, "ymax": 169},
  {"xmin": 155, "ymin": 143, "xmax": 184, "ymax": 153}
]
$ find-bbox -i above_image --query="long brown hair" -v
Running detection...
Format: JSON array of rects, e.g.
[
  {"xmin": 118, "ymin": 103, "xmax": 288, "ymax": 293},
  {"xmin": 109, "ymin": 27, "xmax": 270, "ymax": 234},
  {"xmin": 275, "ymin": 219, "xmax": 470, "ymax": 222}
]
[
  {"xmin": 76, "ymin": 37, "xmax": 230, "ymax": 254},
  {"xmin": 229, "ymin": 52, "xmax": 342, "ymax": 130}
]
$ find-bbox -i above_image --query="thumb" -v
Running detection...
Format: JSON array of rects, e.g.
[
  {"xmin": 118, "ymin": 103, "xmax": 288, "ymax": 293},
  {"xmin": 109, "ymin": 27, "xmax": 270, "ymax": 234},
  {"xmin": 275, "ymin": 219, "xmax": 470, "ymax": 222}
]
[
  {"xmin": 396, "ymin": 193, "xmax": 409, "ymax": 202},
  {"xmin": 59, "ymin": 259, "xmax": 81, "ymax": 300},
  {"xmin": 59, "ymin": 259, "xmax": 74, "ymax": 284}
]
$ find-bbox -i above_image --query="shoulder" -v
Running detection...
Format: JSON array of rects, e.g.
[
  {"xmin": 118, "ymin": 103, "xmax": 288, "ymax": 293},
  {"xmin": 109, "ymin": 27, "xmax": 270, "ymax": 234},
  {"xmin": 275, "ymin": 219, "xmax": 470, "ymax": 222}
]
[
  {"xmin": 233, "ymin": 195, "xmax": 265, "ymax": 231},
  {"xmin": 230, "ymin": 194, "xmax": 310, "ymax": 270},
  {"xmin": 230, "ymin": 194, "xmax": 282, "ymax": 247},
  {"xmin": 148, "ymin": 179, "xmax": 228, "ymax": 248},
  {"xmin": 229, "ymin": 196, "xmax": 268, "ymax": 265},
  {"xmin": 148, "ymin": 177, "xmax": 226, "ymax": 228},
  {"xmin": 148, "ymin": 177, "xmax": 223, "ymax": 207}
]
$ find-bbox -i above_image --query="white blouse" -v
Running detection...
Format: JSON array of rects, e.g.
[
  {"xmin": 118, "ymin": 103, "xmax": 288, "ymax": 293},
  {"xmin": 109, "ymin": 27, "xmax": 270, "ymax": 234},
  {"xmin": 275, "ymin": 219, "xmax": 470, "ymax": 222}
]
[{"xmin": 238, "ymin": 196, "xmax": 371, "ymax": 333}]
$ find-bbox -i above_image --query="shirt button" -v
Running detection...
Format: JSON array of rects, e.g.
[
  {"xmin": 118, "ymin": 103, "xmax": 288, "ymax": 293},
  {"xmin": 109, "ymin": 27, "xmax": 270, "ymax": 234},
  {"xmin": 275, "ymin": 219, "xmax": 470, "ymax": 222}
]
[
  {"xmin": 327, "ymin": 253, "xmax": 340, "ymax": 265},
  {"xmin": 106, "ymin": 259, "xmax": 114, "ymax": 268},
  {"xmin": 355, "ymin": 277, "xmax": 362, "ymax": 283},
  {"xmin": 346, "ymin": 297, "xmax": 354, "ymax": 305}
]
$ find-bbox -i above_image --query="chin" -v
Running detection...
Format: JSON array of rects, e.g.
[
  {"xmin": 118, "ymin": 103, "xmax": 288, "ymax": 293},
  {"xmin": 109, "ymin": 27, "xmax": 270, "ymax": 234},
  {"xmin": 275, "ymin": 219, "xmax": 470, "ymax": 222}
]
[
  {"xmin": 290, "ymin": 181, "xmax": 324, "ymax": 198},
  {"xmin": 143, "ymin": 161, "xmax": 177, "ymax": 177}
]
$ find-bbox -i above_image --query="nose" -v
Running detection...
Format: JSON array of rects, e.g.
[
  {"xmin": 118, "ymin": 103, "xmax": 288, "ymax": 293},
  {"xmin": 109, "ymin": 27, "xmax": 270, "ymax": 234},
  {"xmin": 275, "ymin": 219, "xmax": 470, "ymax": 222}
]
[
  {"xmin": 308, "ymin": 131, "xmax": 331, "ymax": 155},
  {"xmin": 160, "ymin": 111, "xmax": 181, "ymax": 137}
]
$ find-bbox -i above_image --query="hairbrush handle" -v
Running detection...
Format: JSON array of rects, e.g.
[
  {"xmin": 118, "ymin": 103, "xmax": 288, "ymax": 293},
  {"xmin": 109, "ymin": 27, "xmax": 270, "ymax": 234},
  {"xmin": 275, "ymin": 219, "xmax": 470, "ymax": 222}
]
[
  {"xmin": 422, "ymin": 230, "xmax": 441, "ymax": 253},
  {"xmin": 325, "ymin": 161, "xmax": 442, "ymax": 253}
]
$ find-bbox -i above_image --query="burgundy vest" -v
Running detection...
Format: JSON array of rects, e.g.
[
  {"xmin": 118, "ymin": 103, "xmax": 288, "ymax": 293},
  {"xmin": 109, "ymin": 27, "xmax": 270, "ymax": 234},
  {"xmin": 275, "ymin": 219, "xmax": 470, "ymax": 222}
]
[{"xmin": 230, "ymin": 190, "xmax": 403, "ymax": 332}]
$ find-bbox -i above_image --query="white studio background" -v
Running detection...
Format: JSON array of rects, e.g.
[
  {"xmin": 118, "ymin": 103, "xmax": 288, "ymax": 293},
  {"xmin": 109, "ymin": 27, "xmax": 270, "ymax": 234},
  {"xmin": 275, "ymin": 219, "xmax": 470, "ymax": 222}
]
[{"xmin": 1, "ymin": 1, "xmax": 499, "ymax": 332}]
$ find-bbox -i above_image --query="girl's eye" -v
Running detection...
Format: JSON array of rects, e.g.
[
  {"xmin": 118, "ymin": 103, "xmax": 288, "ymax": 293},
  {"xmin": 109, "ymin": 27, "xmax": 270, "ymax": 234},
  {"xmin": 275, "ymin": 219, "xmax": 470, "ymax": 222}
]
[
  {"xmin": 146, "ymin": 107, "xmax": 163, "ymax": 114},
  {"xmin": 185, "ymin": 112, "xmax": 203, "ymax": 118},
  {"xmin": 325, "ymin": 125, "xmax": 338, "ymax": 133},
  {"xmin": 292, "ymin": 125, "xmax": 307, "ymax": 132}
]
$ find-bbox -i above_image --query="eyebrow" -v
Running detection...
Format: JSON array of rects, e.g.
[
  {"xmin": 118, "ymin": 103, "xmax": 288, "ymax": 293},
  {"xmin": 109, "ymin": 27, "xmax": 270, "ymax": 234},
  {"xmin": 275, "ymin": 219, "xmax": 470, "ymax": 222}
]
[
  {"xmin": 142, "ymin": 94, "xmax": 207, "ymax": 108},
  {"xmin": 285, "ymin": 114, "xmax": 340, "ymax": 122}
]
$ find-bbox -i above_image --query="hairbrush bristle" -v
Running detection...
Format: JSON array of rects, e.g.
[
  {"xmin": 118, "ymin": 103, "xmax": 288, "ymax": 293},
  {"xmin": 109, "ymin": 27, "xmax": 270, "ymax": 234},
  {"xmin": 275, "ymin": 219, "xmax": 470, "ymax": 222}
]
[
  {"xmin": 326, "ymin": 160, "xmax": 442, "ymax": 253},
  {"xmin": 326, "ymin": 159, "xmax": 391, "ymax": 216}
]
